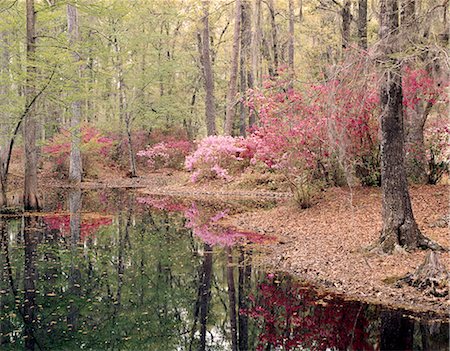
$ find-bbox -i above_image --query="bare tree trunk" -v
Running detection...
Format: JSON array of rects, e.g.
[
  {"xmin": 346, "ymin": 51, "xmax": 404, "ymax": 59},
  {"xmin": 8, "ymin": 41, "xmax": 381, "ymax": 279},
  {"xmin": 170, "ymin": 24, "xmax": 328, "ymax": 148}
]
[
  {"xmin": 400, "ymin": 0, "xmax": 428, "ymax": 184},
  {"xmin": 23, "ymin": 0, "xmax": 39, "ymax": 211},
  {"xmin": 267, "ymin": 0, "xmax": 278, "ymax": 76},
  {"xmin": 67, "ymin": 3, "xmax": 83, "ymax": 183},
  {"xmin": 341, "ymin": 0, "xmax": 352, "ymax": 50},
  {"xmin": 249, "ymin": 0, "xmax": 261, "ymax": 128},
  {"xmin": 0, "ymin": 31, "xmax": 10, "ymax": 207},
  {"xmin": 113, "ymin": 34, "xmax": 137, "ymax": 177},
  {"xmin": 239, "ymin": 0, "xmax": 252, "ymax": 137},
  {"xmin": 224, "ymin": 0, "xmax": 242, "ymax": 136},
  {"xmin": 377, "ymin": 0, "xmax": 441, "ymax": 253},
  {"xmin": 358, "ymin": 0, "xmax": 368, "ymax": 49},
  {"xmin": 288, "ymin": 0, "xmax": 295, "ymax": 77},
  {"xmin": 200, "ymin": 1, "xmax": 216, "ymax": 136}
]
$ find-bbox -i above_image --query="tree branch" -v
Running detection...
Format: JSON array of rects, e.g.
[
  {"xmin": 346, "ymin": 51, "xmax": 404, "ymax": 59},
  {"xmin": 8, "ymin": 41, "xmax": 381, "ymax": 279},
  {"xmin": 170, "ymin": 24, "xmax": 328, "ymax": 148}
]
[{"xmin": 3, "ymin": 67, "xmax": 56, "ymax": 178}]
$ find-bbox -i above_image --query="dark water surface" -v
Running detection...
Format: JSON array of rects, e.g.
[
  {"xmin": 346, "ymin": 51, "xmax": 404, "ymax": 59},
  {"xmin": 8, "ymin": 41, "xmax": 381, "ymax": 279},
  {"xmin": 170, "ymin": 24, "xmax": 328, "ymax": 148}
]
[{"xmin": 0, "ymin": 189, "xmax": 448, "ymax": 350}]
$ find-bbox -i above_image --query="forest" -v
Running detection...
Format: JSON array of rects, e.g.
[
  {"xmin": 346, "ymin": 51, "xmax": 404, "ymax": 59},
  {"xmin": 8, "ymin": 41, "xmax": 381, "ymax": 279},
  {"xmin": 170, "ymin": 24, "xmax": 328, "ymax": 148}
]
[{"xmin": 0, "ymin": 0, "xmax": 449, "ymax": 350}]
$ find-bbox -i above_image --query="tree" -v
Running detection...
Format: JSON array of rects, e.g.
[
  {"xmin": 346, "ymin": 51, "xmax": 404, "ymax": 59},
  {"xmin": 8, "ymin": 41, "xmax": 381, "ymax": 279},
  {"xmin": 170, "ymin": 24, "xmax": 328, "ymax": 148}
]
[
  {"xmin": 341, "ymin": 0, "xmax": 352, "ymax": 50},
  {"xmin": 377, "ymin": 0, "xmax": 441, "ymax": 253},
  {"xmin": 239, "ymin": 0, "xmax": 253, "ymax": 136},
  {"xmin": 358, "ymin": 0, "xmax": 368, "ymax": 49},
  {"xmin": 288, "ymin": 0, "xmax": 295, "ymax": 77},
  {"xmin": 67, "ymin": 2, "xmax": 83, "ymax": 183},
  {"xmin": 23, "ymin": 0, "xmax": 39, "ymax": 210},
  {"xmin": 224, "ymin": 0, "xmax": 242, "ymax": 136},
  {"xmin": 200, "ymin": 1, "xmax": 216, "ymax": 136}
]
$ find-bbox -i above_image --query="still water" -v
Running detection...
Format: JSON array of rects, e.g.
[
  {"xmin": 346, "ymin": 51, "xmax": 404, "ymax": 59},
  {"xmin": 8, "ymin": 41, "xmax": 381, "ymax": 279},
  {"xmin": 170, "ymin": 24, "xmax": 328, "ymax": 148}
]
[{"xmin": 0, "ymin": 189, "xmax": 448, "ymax": 350}]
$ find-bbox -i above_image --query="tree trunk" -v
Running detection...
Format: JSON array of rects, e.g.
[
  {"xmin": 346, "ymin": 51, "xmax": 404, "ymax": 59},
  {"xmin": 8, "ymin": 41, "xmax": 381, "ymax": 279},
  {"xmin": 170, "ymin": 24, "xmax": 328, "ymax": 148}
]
[
  {"xmin": 377, "ymin": 0, "xmax": 440, "ymax": 253},
  {"xmin": 405, "ymin": 105, "xmax": 429, "ymax": 183},
  {"xmin": 267, "ymin": 0, "xmax": 278, "ymax": 76},
  {"xmin": 288, "ymin": 0, "xmax": 295, "ymax": 77},
  {"xmin": 239, "ymin": 0, "xmax": 252, "ymax": 137},
  {"xmin": 358, "ymin": 0, "xmax": 368, "ymax": 49},
  {"xmin": 200, "ymin": 1, "xmax": 216, "ymax": 136},
  {"xmin": 400, "ymin": 0, "xmax": 430, "ymax": 184},
  {"xmin": 23, "ymin": 0, "xmax": 39, "ymax": 211},
  {"xmin": 0, "ymin": 31, "xmax": 10, "ymax": 207},
  {"xmin": 67, "ymin": 3, "xmax": 83, "ymax": 183},
  {"xmin": 341, "ymin": 0, "xmax": 352, "ymax": 50},
  {"xmin": 224, "ymin": 0, "xmax": 242, "ymax": 136},
  {"xmin": 249, "ymin": 0, "xmax": 261, "ymax": 128},
  {"xmin": 113, "ymin": 35, "xmax": 137, "ymax": 177}
]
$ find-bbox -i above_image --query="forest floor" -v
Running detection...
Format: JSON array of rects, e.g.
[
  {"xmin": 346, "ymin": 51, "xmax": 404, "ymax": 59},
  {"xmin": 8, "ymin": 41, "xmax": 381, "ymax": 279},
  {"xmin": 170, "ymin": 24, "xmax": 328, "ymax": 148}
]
[{"xmin": 7, "ymin": 164, "xmax": 450, "ymax": 318}]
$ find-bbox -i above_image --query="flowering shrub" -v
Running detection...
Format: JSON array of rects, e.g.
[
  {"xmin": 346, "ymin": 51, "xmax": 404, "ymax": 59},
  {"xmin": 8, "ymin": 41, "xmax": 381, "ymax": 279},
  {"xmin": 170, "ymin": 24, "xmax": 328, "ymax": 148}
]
[
  {"xmin": 43, "ymin": 124, "xmax": 114, "ymax": 178},
  {"xmin": 185, "ymin": 135, "xmax": 250, "ymax": 182},
  {"xmin": 403, "ymin": 66, "xmax": 446, "ymax": 110},
  {"xmin": 246, "ymin": 62, "xmax": 381, "ymax": 190},
  {"xmin": 109, "ymin": 130, "xmax": 152, "ymax": 169},
  {"xmin": 137, "ymin": 140, "xmax": 192, "ymax": 170}
]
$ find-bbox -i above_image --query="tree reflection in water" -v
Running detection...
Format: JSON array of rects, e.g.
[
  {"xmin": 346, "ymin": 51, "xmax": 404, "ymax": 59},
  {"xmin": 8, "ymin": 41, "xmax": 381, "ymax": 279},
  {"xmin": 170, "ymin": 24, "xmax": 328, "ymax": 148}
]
[{"xmin": 0, "ymin": 190, "xmax": 446, "ymax": 350}]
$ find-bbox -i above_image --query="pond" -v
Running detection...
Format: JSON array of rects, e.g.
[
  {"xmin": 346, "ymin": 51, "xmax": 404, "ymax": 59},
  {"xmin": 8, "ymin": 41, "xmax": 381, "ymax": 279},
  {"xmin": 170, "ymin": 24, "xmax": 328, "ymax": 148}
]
[{"xmin": 0, "ymin": 188, "xmax": 448, "ymax": 350}]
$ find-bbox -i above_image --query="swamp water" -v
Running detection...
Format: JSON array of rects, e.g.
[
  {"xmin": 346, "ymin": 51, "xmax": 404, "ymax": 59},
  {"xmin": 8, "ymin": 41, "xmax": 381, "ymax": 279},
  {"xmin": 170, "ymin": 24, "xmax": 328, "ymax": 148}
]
[{"xmin": 0, "ymin": 189, "xmax": 448, "ymax": 350}]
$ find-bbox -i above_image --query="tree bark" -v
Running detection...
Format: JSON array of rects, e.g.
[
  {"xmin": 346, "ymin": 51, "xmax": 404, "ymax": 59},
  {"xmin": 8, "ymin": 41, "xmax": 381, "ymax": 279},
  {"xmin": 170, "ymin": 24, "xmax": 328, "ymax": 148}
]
[
  {"xmin": 358, "ymin": 0, "xmax": 368, "ymax": 49},
  {"xmin": 377, "ymin": 0, "xmax": 440, "ymax": 253},
  {"xmin": 249, "ymin": 0, "xmax": 261, "ymax": 128},
  {"xmin": 23, "ymin": 0, "xmax": 39, "ymax": 210},
  {"xmin": 67, "ymin": 3, "xmax": 83, "ymax": 183},
  {"xmin": 267, "ymin": 0, "xmax": 278, "ymax": 76},
  {"xmin": 239, "ymin": 0, "xmax": 252, "ymax": 137},
  {"xmin": 224, "ymin": 0, "xmax": 242, "ymax": 136},
  {"xmin": 341, "ymin": 0, "xmax": 352, "ymax": 50},
  {"xmin": 400, "ymin": 0, "xmax": 429, "ymax": 184},
  {"xmin": 200, "ymin": 1, "xmax": 216, "ymax": 136},
  {"xmin": 288, "ymin": 0, "xmax": 295, "ymax": 76}
]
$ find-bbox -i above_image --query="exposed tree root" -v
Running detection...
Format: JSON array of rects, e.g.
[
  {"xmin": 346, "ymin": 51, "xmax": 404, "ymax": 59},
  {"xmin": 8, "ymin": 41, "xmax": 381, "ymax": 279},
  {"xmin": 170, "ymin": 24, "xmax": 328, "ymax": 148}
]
[
  {"xmin": 418, "ymin": 235, "xmax": 448, "ymax": 252},
  {"xmin": 397, "ymin": 251, "xmax": 449, "ymax": 297}
]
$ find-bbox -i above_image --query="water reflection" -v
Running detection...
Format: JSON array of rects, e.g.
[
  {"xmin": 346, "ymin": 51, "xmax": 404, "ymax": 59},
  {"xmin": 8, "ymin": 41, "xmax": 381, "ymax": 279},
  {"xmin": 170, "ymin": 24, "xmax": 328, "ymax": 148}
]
[{"xmin": 0, "ymin": 190, "xmax": 447, "ymax": 350}]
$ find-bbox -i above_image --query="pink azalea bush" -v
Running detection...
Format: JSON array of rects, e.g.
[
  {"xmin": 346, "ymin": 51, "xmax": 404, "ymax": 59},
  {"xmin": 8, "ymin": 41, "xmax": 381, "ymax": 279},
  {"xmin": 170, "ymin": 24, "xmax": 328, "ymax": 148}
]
[
  {"xmin": 137, "ymin": 140, "xmax": 192, "ymax": 170},
  {"xmin": 43, "ymin": 124, "xmax": 114, "ymax": 178},
  {"xmin": 185, "ymin": 135, "xmax": 251, "ymax": 182}
]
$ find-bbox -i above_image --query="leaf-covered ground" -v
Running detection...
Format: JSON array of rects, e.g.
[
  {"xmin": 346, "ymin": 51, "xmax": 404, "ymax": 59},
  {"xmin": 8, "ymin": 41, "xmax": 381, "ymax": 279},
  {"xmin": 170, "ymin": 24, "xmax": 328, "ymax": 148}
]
[{"xmin": 230, "ymin": 185, "xmax": 449, "ymax": 317}]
